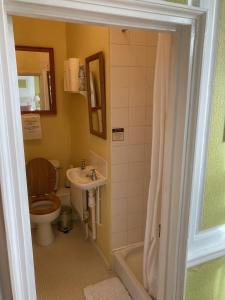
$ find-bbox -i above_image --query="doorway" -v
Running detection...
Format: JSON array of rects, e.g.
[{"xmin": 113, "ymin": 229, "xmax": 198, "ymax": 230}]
[{"xmin": 0, "ymin": 1, "xmax": 208, "ymax": 300}]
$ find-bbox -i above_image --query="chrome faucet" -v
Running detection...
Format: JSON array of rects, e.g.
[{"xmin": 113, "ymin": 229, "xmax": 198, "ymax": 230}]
[
  {"xmin": 87, "ymin": 169, "xmax": 97, "ymax": 181},
  {"xmin": 80, "ymin": 159, "xmax": 86, "ymax": 170}
]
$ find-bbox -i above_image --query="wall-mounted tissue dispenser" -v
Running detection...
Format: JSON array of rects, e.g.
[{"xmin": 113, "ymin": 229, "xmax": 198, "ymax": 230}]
[{"xmin": 64, "ymin": 58, "xmax": 86, "ymax": 95}]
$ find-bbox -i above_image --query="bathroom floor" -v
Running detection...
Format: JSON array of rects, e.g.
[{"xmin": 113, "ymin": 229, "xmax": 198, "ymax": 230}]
[{"xmin": 32, "ymin": 222, "xmax": 113, "ymax": 300}]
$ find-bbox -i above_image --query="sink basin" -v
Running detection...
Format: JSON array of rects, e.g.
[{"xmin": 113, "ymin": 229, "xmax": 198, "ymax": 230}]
[{"xmin": 66, "ymin": 165, "xmax": 106, "ymax": 191}]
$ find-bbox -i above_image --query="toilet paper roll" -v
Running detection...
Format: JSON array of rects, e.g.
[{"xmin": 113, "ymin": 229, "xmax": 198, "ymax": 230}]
[{"xmin": 68, "ymin": 58, "xmax": 80, "ymax": 92}]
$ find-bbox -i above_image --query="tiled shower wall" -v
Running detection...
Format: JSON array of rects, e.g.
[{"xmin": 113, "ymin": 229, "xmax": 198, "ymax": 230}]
[{"xmin": 110, "ymin": 28, "xmax": 158, "ymax": 249}]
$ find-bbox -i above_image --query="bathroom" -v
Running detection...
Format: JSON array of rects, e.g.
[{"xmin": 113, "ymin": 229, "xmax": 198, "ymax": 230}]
[{"xmin": 13, "ymin": 15, "xmax": 159, "ymax": 299}]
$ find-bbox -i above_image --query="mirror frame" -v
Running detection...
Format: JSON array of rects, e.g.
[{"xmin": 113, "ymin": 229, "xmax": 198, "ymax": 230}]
[
  {"xmin": 85, "ymin": 51, "xmax": 107, "ymax": 139},
  {"xmin": 15, "ymin": 45, "xmax": 57, "ymax": 114}
]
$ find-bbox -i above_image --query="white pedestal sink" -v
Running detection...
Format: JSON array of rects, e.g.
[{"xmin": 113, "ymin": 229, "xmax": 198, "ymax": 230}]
[{"xmin": 66, "ymin": 166, "xmax": 106, "ymax": 240}]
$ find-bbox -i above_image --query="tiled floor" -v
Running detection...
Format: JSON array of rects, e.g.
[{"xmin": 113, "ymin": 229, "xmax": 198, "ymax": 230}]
[{"xmin": 33, "ymin": 222, "xmax": 113, "ymax": 300}]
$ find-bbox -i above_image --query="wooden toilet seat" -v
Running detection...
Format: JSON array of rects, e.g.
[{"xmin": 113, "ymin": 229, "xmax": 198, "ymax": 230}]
[
  {"xmin": 26, "ymin": 158, "xmax": 61, "ymax": 215},
  {"xmin": 29, "ymin": 194, "xmax": 61, "ymax": 215}
]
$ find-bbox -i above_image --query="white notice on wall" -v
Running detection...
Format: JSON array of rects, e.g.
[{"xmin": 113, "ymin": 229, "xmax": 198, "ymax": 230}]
[
  {"xmin": 22, "ymin": 114, "xmax": 42, "ymax": 140},
  {"xmin": 112, "ymin": 128, "xmax": 124, "ymax": 141}
]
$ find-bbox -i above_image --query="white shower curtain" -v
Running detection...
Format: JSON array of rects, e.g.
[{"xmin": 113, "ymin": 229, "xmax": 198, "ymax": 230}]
[{"xmin": 143, "ymin": 33, "xmax": 172, "ymax": 299}]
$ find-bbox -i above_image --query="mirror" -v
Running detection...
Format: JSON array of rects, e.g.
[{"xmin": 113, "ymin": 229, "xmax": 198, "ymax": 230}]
[
  {"xmin": 86, "ymin": 52, "xmax": 106, "ymax": 139},
  {"xmin": 15, "ymin": 46, "xmax": 56, "ymax": 114}
]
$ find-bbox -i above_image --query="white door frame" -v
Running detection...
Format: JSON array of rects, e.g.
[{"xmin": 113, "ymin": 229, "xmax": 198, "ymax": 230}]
[
  {"xmin": 187, "ymin": 0, "xmax": 225, "ymax": 267},
  {"xmin": 0, "ymin": 1, "xmax": 218, "ymax": 300}
]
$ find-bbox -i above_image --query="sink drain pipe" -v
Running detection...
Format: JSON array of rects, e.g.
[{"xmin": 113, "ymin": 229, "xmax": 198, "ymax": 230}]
[
  {"xmin": 88, "ymin": 189, "xmax": 96, "ymax": 240},
  {"xmin": 96, "ymin": 187, "xmax": 101, "ymax": 225}
]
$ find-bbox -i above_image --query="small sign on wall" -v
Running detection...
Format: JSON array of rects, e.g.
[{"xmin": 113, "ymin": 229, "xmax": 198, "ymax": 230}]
[
  {"xmin": 22, "ymin": 114, "xmax": 42, "ymax": 140},
  {"xmin": 112, "ymin": 128, "xmax": 124, "ymax": 141}
]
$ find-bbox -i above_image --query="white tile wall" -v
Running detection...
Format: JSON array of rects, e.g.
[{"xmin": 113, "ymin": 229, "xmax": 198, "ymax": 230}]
[
  {"xmin": 146, "ymin": 106, "xmax": 152, "ymax": 126},
  {"xmin": 146, "ymin": 47, "xmax": 157, "ymax": 67},
  {"xmin": 112, "ymin": 164, "xmax": 128, "ymax": 182},
  {"xmin": 127, "ymin": 212, "xmax": 144, "ymax": 230},
  {"xmin": 129, "ymin": 67, "xmax": 147, "ymax": 87},
  {"xmin": 127, "ymin": 195, "xmax": 144, "ymax": 213},
  {"xmin": 127, "ymin": 227, "xmax": 144, "ymax": 244},
  {"xmin": 129, "ymin": 127, "xmax": 146, "ymax": 145},
  {"xmin": 130, "ymin": 30, "xmax": 148, "ymax": 46},
  {"xmin": 112, "ymin": 214, "xmax": 127, "ymax": 233},
  {"xmin": 111, "ymin": 108, "xmax": 129, "ymax": 128},
  {"xmin": 111, "ymin": 87, "xmax": 129, "ymax": 108},
  {"xmin": 110, "ymin": 28, "xmax": 130, "ymax": 45},
  {"xmin": 130, "ymin": 45, "xmax": 147, "ymax": 66},
  {"xmin": 147, "ymin": 31, "xmax": 158, "ymax": 46},
  {"xmin": 111, "ymin": 67, "xmax": 129, "ymax": 88},
  {"xmin": 146, "ymin": 67, "xmax": 155, "ymax": 86},
  {"xmin": 110, "ymin": 45, "xmax": 132, "ymax": 66},
  {"xmin": 128, "ymin": 162, "xmax": 145, "ymax": 180},
  {"xmin": 129, "ymin": 107, "xmax": 146, "ymax": 127},
  {"xmin": 112, "ymin": 182, "xmax": 128, "ymax": 199},
  {"xmin": 128, "ymin": 145, "xmax": 145, "ymax": 162},
  {"xmin": 112, "ymin": 197, "xmax": 127, "ymax": 216},
  {"xmin": 112, "ymin": 231, "xmax": 127, "ymax": 249},
  {"xmin": 145, "ymin": 144, "xmax": 152, "ymax": 163},
  {"xmin": 127, "ymin": 180, "xmax": 144, "ymax": 198},
  {"xmin": 129, "ymin": 87, "xmax": 146, "ymax": 107},
  {"xmin": 145, "ymin": 126, "xmax": 152, "ymax": 144},
  {"xmin": 112, "ymin": 146, "xmax": 129, "ymax": 164},
  {"xmin": 110, "ymin": 27, "xmax": 158, "ymax": 249}
]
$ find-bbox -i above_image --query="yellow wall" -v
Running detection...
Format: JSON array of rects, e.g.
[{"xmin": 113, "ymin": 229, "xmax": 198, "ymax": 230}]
[
  {"xmin": 66, "ymin": 23, "xmax": 110, "ymax": 163},
  {"xmin": 16, "ymin": 51, "xmax": 49, "ymax": 74},
  {"xmin": 66, "ymin": 23, "xmax": 111, "ymax": 260},
  {"xmin": 13, "ymin": 17, "xmax": 72, "ymax": 187}
]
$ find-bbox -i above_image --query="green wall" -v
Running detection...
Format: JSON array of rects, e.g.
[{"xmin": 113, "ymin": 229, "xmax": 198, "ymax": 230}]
[
  {"xmin": 186, "ymin": 1, "xmax": 225, "ymax": 300},
  {"xmin": 201, "ymin": 1, "xmax": 225, "ymax": 229},
  {"xmin": 186, "ymin": 257, "xmax": 225, "ymax": 300}
]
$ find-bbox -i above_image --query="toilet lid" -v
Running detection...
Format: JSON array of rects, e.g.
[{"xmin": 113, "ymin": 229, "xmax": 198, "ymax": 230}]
[{"xmin": 26, "ymin": 158, "xmax": 56, "ymax": 196}]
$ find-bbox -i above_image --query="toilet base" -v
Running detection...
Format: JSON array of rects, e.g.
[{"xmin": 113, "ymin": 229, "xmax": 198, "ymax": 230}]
[{"xmin": 35, "ymin": 223, "xmax": 55, "ymax": 246}]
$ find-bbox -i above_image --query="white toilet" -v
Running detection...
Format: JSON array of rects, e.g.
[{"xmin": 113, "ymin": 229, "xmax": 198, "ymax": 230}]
[{"xmin": 26, "ymin": 158, "xmax": 63, "ymax": 246}]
